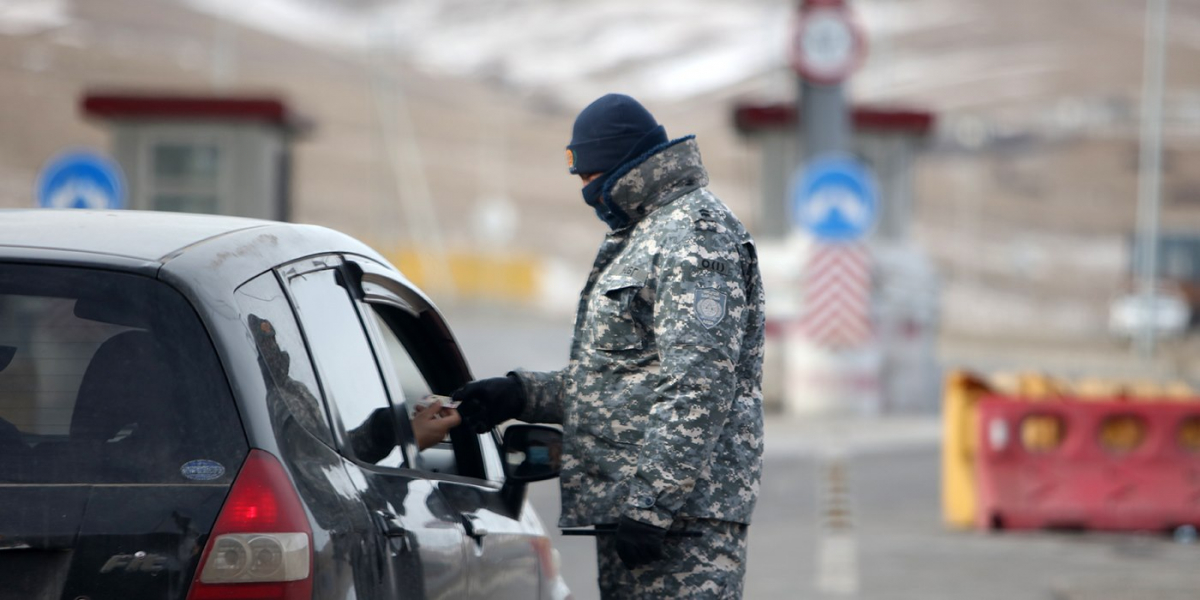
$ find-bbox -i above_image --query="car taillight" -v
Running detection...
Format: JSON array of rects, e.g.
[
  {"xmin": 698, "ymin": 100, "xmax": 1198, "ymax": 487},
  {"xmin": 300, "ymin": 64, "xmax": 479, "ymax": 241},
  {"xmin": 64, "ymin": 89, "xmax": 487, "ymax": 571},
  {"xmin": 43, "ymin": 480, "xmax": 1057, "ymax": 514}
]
[{"xmin": 187, "ymin": 450, "xmax": 313, "ymax": 600}]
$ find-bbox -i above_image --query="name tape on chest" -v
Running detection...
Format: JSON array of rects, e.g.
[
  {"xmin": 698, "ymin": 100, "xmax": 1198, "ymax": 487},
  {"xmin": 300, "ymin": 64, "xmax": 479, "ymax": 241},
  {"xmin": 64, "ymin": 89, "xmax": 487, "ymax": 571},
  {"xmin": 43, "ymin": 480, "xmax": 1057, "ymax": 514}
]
[{"xmin": 618, "ymin": 265, "xmax": 647, "ymax": 283}]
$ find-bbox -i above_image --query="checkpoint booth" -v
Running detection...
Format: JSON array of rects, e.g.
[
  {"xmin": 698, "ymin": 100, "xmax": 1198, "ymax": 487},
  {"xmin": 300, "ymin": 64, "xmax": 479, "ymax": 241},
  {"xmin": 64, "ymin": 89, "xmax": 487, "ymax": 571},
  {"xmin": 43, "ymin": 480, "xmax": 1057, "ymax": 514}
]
[
  {"xmin": 733, "ymin": 101, "xmax": 941, "ymax": 415},
  {"xmin": 81, "ymin": 93, "xmax": 308, "ymax": 221}
]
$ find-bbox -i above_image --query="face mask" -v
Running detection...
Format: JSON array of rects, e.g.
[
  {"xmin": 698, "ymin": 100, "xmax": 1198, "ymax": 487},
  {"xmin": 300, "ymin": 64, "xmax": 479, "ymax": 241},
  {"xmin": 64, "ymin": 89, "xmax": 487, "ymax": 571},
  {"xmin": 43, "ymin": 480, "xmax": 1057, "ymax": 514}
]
[{"xmin": 582, "ymin": 175, "xmax": 630, "ymax": 230}]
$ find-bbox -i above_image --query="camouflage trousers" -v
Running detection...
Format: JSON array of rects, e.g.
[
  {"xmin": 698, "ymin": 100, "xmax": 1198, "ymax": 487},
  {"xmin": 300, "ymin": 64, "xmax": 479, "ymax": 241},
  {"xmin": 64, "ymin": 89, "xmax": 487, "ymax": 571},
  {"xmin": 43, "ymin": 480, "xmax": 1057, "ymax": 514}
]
[{"xmin": 596, "ymin": 519, "xmax": 748, "ymax": 599}]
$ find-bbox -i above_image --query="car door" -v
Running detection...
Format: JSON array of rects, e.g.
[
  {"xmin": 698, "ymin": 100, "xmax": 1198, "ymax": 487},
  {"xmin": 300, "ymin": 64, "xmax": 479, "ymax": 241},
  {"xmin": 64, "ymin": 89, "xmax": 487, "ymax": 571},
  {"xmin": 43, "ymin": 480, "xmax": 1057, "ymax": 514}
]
[
  {"xmin": 345, "ymin": 256, "xmax": 547, "ymax": 600},
  {"xmin": 280, "ymin": 256, "xmax": 471, "ymax": 600}
]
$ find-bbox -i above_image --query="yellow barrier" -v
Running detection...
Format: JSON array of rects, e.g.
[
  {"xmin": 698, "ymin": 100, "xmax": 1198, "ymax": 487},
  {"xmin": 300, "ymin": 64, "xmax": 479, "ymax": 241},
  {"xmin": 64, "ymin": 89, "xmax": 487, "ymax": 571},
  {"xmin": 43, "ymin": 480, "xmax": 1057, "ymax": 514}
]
[
  {"xmin": 1016, "ymin": 372, "xmax": 1066, "ymax": 400},
  {"xmin": 940, "ymin": 370, "xmax": 992, "ymax": 529},
  {"xmin": 382, "ymin": 248, "xmax": 541, "ymax": 305},
  {"xmin": 987, "ymin": 371, "xmax": 1067, "ymax": 400},
  {"xmin": 1072, "ymin": 378, "xmax": 1126, "ymax": 400}
]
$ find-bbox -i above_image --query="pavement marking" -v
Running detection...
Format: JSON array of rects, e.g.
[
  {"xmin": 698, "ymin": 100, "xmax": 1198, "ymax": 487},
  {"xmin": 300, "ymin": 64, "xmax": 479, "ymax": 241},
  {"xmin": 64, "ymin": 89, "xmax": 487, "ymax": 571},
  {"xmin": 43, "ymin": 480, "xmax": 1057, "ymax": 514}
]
[{"xmin": 816, "ymin": 449, "xmax": 859, "ymax": 595}]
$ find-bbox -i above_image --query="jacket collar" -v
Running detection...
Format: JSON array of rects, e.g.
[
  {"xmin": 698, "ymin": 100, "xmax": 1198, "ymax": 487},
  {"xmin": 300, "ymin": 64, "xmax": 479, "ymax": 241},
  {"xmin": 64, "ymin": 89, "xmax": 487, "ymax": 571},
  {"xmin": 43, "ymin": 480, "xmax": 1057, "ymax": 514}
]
[{"xmin": 601, "ymin": 136, "xmax": 708, "ymax": 231}]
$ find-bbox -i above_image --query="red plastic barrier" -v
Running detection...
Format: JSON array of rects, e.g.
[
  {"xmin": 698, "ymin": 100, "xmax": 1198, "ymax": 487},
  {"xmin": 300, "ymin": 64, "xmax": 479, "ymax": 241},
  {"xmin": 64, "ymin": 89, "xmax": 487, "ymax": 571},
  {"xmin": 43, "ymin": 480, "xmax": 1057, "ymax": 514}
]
[{"xmin": 975, "ymin": 396, "xmax": 1200, "ymax": 531}]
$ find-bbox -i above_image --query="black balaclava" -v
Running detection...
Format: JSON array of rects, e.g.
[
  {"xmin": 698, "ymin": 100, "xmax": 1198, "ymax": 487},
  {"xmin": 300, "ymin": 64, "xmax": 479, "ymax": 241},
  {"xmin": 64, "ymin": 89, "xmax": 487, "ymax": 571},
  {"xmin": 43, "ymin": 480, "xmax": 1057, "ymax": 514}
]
[{"xmin": 566, "ymin": 94, "xmax": 668, "ymax": 230}]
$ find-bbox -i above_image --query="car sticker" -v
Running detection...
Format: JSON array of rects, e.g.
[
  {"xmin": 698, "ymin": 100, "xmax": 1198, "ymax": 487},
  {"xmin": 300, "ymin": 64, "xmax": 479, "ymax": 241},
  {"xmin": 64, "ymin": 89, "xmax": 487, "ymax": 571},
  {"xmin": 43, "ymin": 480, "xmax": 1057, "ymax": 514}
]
[{"xmin": 180, "ymin": 459, "xmax": 226, "ymax": 481}]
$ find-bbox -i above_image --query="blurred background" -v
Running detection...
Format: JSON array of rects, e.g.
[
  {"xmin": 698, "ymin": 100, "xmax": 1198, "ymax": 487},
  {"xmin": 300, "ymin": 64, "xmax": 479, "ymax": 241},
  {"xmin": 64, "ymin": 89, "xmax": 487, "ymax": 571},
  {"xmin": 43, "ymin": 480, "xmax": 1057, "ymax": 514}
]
[
  {"xmin": 8, "ymin": 0, "xmax": 1200, "ymax": 339},
  {"xmin": 4, "ymin": 0, "xmax": 1200, "ymax": 598}
]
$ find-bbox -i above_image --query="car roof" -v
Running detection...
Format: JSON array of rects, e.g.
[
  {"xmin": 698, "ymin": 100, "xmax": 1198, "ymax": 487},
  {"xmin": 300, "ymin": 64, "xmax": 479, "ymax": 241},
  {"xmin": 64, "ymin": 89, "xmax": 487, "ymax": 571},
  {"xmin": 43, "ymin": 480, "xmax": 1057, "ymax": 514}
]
[
  {"xmin": 0, "ymin": 209, "xmax": 395, "ymax": 289},
  {"xmin": 0, "ymin": 209, "xmax": 270, "ymax": 261}
]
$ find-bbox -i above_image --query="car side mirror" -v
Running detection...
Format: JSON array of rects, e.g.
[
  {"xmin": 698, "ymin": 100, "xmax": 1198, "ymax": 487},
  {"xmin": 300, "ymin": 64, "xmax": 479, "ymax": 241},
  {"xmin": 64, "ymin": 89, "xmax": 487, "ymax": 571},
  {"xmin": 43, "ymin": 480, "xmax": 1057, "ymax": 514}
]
[{"xmin": 502, "ymin": 424, "xmax": 563, "ymax": 484}]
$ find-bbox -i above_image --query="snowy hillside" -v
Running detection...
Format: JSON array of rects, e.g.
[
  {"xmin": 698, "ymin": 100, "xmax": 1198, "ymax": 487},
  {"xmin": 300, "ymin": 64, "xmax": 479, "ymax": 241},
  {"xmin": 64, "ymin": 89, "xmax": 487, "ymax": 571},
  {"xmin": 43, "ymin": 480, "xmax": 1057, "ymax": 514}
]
[
  {"xmin": 178, "ymin": 0, "xmax": 1048, "ymax": 111},
  {"xmin": 178, "ymin": 0, "xmax": 1200, "ymax": 123}
]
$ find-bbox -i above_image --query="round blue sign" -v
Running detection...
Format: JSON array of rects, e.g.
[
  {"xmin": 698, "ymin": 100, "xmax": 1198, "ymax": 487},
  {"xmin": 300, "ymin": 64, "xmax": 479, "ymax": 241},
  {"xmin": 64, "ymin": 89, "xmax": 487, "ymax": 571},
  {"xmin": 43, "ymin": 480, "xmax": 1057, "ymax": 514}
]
[
  {"xmin": 791, "ymin": 155, "xmax": 878, "ymax": 243},
  {"xmin": 36, "ymin": 150, "xmax": 126, "ymax": 210}
]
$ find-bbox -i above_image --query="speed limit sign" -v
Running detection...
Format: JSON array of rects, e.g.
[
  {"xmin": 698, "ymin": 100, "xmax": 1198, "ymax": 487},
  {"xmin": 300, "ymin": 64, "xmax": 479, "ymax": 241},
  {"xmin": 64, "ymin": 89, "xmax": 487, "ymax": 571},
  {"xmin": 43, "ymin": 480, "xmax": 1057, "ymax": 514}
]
[{"xmin": 790, "ymin": 2, "xmax": 866, "ymax": 85}]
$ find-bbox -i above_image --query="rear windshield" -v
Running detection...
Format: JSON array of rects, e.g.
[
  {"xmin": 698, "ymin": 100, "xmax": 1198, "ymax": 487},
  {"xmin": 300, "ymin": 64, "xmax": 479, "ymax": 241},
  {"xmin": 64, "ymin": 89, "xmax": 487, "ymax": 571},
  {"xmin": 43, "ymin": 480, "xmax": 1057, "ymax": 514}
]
[{"xmin": 0, "ymin": 263, "xmax": 246, "ymax": 484}]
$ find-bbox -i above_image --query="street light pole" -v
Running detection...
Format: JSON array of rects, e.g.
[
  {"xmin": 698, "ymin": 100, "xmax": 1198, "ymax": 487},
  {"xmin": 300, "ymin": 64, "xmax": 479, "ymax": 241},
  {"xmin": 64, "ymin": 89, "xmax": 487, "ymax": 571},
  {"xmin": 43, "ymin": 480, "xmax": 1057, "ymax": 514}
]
[{"xmin": 1134, "ymin": 0, "xmax": 1169, "ymax": 359}]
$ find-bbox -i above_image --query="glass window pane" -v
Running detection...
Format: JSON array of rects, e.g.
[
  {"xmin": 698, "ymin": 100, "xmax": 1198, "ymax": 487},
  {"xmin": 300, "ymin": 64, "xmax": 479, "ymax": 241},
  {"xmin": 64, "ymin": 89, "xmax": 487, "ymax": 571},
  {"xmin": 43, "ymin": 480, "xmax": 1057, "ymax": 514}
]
[
  {"xmin": 235, "ymin": 273, "xmax": 334, "ymax": 448},
  {"xmin": 0, "ymin": 264, "xmax": 247, "ymax": 484},
  {"xmin": 153, "ymin": 144, "xmax": 218, "ymax": 185},
  {"xmin": 153, "ymin": 194, "xmax": 219, "ymax": 214},
  {"xmin": 288, "ymin": 269, "xmax": 404, "ymax": 468},
  {"xmin": 1164, "ymin": 246, "xmax": 1193, "ymax": 280}
]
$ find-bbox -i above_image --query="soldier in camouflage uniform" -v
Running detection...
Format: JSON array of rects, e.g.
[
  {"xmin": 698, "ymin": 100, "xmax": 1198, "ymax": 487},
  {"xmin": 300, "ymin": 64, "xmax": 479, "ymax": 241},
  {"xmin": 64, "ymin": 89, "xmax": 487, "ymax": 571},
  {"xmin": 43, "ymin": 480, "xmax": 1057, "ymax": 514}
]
[{"xmin": 454, "ymin": 94, "xmax": 764, "ymax": 599}]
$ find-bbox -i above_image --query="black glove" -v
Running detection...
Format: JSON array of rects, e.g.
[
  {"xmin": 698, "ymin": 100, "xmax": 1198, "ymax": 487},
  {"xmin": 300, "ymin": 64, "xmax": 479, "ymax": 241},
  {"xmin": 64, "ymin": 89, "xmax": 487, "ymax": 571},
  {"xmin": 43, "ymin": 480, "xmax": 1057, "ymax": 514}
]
[
  {"xmin": 451, "ymin": 374, "xmax": 526, "ymax": 434},
  {"xmin": 614, "ymin": 516, "xmax": 667, "ymax": 570}
]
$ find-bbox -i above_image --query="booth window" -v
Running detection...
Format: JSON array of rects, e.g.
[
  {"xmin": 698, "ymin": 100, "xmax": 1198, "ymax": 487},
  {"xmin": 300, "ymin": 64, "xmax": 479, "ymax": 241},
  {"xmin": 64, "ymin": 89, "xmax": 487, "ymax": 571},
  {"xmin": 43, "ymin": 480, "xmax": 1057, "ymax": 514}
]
[{"xmin": 150, "ymin": 143, "xmax": 220, "ymax": 214}]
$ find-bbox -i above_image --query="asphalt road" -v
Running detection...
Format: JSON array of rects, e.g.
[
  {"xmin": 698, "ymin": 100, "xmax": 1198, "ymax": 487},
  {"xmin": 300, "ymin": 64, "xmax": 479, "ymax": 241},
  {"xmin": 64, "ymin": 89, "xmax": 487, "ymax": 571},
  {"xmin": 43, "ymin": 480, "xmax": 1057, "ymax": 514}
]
[
  {"xmin": 449, "ymin": 311, "xmax": 1200, "ymax": 600},
  {"xmin": 528, "ymin": 440, "xmax": 1200, "ymax": 600}
]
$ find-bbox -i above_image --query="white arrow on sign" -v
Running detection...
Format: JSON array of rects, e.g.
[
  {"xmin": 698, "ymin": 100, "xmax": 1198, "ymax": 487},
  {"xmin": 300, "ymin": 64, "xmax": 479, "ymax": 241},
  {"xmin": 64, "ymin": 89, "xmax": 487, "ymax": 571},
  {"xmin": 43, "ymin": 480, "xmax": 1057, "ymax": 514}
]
[
  {"xmin": 46, "ymin": 179, "xmax": 116, "ymax": 210},
  {"xmin": 802, "ymin": 185, "xmax": 869, "ymax": 228}
]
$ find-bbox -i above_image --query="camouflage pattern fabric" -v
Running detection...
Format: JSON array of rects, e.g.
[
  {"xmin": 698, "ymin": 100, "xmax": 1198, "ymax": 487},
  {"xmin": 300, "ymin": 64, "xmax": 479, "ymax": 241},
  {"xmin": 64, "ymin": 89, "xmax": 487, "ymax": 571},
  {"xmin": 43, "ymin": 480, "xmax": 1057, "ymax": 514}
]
[
  {"xmin": 596, "ymin": 519, "xmax": 748, "ymax": 599},
  {"xmin": 513, "ymin": 136, "xmax": 765, "ymax": 533}
]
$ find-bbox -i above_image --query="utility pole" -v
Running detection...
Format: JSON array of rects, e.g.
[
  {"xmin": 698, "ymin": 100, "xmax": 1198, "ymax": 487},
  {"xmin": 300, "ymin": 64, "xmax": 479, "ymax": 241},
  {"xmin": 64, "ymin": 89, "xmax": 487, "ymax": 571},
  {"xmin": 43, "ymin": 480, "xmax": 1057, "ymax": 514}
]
[
  {"xmin": 367, "ymin": 27, "xmax": 455, "ymax": 296},
  {"xmin": 793, "ymin": 0, "xmax": 859, "ymax": 158},
  {"xmin": 801, "ymin": 79, "xmax": 851, "ymax": 159},
  {"xmin": 1134, "ymin": 0, "xmax": 1169, "ymax": 359}
]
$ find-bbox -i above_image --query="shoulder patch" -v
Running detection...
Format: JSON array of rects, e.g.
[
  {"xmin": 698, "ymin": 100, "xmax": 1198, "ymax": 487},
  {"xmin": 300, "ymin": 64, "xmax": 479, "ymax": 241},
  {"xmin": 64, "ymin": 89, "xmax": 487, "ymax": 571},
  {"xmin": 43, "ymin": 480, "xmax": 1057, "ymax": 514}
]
[{"xmin": 694, "ymin": 287, "xmax": 727, "ymax": 329}]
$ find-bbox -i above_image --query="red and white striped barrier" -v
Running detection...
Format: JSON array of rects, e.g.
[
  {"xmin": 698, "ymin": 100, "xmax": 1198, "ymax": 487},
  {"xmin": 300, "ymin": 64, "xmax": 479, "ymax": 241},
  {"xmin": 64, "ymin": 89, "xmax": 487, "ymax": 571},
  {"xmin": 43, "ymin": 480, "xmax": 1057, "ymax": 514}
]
[{"xmin": 797, "ymin": 242, "xmax": 872, "ymax": 349}]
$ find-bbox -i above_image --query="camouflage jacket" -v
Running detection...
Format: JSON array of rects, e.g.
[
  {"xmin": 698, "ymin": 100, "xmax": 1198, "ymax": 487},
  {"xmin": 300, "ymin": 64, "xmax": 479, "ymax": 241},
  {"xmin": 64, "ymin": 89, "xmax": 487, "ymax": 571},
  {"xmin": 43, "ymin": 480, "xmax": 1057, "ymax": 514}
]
[{"xmin": 513, "ymin": 136, "xmax": 765, "ymax": 529}]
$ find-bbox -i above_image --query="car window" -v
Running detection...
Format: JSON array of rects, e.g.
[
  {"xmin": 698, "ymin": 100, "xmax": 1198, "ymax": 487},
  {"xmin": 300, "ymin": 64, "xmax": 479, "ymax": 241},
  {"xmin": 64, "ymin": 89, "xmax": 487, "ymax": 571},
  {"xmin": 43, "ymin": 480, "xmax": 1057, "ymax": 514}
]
[
  {"xmin": 0, "ymin": 263, "xmax": 247, "ymax": 484},
  {"xmin": 234, "ymin": 272, "xmax": 334, "ymax": 447},
  {"xmin": 364, "ymin": 306, "xmax": 447, "ymax": 464},
  {"xmin": 287, "ymin": 268, "xmax": 405, "ymax": 469},
  {"xmin": 365, "ymin": 303, "xmax": 490, "ymax": 478},
  {"xmin": 368, "ymin": 308, "xmax": 434, "ymax": 413}
]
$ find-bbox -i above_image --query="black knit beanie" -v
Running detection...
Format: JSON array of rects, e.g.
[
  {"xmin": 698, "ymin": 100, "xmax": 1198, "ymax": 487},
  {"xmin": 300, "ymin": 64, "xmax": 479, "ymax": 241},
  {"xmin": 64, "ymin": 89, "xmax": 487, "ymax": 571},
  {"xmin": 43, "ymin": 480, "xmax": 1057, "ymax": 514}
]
[{"xmin": 566, "ymin": 94, "xmax": 668, "ymax": 175}]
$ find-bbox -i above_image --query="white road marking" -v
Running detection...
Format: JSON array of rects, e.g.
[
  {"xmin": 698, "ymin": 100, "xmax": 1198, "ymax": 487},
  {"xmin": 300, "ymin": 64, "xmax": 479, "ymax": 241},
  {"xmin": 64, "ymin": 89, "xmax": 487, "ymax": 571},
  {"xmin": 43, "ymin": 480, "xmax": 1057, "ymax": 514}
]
[
  {"xmin": 816, "ymin": 448, "xmax": 860, "ymax": 595},
  {"xmin": 817, "ymin": 534, "xmax": 860, "ymax": 594}
]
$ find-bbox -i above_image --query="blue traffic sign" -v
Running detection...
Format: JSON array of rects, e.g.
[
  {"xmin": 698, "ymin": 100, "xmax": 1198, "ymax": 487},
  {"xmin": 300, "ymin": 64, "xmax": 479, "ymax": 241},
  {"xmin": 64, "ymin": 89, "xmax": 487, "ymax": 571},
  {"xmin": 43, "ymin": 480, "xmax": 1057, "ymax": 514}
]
[
  {"xmin": 791, "ymin": 155, "xmax": 877, "ymax": 242},
  {"xmin": 36, "ymin": 150, "xmax": 126, "ymax": 210}
]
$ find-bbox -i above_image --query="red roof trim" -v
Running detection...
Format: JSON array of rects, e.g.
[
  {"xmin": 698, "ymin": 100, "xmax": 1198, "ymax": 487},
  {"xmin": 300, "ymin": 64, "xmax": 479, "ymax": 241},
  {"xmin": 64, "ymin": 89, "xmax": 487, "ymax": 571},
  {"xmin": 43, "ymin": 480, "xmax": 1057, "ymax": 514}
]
[
  {"xmin": 734, "ymin": 102, "xmax": 935, "ymax": 135},
  {"xmin": 82, "ymin": 94, "xmax": 290, "ymax": 126}
]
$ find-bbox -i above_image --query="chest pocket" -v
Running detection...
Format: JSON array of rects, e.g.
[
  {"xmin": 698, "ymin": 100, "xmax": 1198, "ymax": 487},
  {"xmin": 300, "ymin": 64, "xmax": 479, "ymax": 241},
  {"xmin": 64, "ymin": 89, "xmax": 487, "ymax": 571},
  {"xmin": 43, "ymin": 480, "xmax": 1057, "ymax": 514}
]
[{"xmin": 588, "ymin": 278, "xmax": 646, "ymax": 352}]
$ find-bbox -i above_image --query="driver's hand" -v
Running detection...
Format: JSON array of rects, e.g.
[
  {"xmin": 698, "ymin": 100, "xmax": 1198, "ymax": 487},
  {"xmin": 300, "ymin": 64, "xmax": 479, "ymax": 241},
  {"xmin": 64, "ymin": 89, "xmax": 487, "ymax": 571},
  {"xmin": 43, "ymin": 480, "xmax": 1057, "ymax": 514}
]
[{"xmin": 412, "ymin": 400, "xmax": 462, "ymax": 450}]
